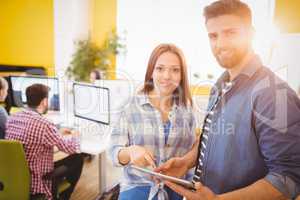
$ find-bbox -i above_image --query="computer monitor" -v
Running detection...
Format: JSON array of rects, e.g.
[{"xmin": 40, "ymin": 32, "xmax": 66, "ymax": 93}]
[
  {"xmin": 73, "ymin": 83, "xmax": 110, "ymax": 125},
  {"xmin": 9, "ymin": 76, "xmax": 60, "ymax": 111}
]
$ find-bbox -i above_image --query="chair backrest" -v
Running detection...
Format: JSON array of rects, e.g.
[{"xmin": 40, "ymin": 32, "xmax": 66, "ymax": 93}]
[{"xmin": 0, "ymin": 139, "xmax": 30, "ymax": 200}]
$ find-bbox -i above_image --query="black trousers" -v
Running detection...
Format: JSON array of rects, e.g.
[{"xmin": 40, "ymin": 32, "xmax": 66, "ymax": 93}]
[{"xmin": 53, "ymin": 153, "xmax": 84, "ymax": 200}]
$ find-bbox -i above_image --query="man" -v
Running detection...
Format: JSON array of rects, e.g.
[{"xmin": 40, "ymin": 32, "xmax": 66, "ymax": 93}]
[
  {"xmin": 155, "ymin": 0, "xmax": 300, "ymax": 199},
  {"xmin": 5, "ymin": 84, "xmax": 83, "ymax": 200}
]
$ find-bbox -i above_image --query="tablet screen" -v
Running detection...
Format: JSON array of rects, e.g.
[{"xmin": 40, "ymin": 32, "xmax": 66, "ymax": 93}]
[{"xmin": 130, "ymin": 165, "xmax": 195, "ymax": 190}]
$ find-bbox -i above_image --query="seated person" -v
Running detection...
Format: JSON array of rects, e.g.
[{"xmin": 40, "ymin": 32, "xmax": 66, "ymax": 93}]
[
  {"xmin": 5, "ymin": 83, "xmax": 83, "ymax": 200},
  {"xmin": 90, "ymin": 69, "xmax": 102, "ymax": 84},
  {"xmin": 0, "ymin": 77, "xmax": 9, "ymax": 139}
]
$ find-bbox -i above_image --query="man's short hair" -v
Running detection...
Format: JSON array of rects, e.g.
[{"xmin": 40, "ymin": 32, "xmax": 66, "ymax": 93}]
[
  {"xmin": 203, "ymin": 0, "xmax": 252, "ymax": 26},
  {"xmin": 26, "ymin": 84, "xmax": 49, "ymax": 108}
]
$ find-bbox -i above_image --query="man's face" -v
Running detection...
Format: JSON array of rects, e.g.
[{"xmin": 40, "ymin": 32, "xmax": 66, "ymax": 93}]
[
  {"xmin": 0, "ymin": 85, "xmax": 8, "ymax": 102},
  {"xmin": 206, "ymin": 14, "xmax": 253, "ymax": 69},
  {"xmin": 42, "ymin": 98, "xmax": 49, "ymax": 114}
]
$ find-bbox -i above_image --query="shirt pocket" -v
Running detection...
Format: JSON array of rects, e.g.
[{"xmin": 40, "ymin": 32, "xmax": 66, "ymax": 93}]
[
  {"xmin": 167, "ymin": 126, "xmax": 188, "ymax": 148},
  {"xmin": 130, "ymin": 119, "xmax": 156, "ymax": 146}
]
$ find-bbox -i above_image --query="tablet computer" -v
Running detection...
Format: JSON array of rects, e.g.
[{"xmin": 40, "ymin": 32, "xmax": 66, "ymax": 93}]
[{"xmin": 130, "ymin": 165, "xmax": 195, "ymax": 190}]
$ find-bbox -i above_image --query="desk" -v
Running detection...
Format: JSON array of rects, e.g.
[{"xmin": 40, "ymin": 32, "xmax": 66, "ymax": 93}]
[
  {"xmin": 46, "ymin": 111, "xmax": 111, "ymax": 195},
  {"xmin": 80, "ymin": 129, "xmax": 110, "ymax": 194}
]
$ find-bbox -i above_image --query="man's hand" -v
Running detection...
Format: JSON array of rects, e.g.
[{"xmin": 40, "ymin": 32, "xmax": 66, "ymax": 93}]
[
  {"xmin": 59, "ymin": 128, "xmax": 72, "ymax": 135},
  {"xmin": 70, "ymin": 130, "xmax": 80, "ymax": 137},
  {"xmin": 165, "ymin": 181, "xmax": 218, "ymax": 200},
  {"xmin": 154, "ymin": 157, "xmax": 189, "ymax": 178},
  {"xmin": 59, "ymin": 128, "xmax": 80, "ymax": 137}
]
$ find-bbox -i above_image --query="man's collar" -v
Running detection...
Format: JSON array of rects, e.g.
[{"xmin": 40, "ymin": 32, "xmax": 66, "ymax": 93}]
[
  {"xmin": 215, "ymin": 71, "xmax": 230, "ymax": 92},
  {"xmin": 26, "ymin": 107, "xmax": 42, "ymax": 116},
  {"xmin": 238, "ymin": 54, "xmax": 262, "ymax": 78}
]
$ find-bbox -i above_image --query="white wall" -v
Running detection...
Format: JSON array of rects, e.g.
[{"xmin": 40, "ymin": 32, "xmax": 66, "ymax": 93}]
[
  {"xmin": 116, "ymin": 0, "xmax": 275, "ymax": 84},
  {"xmin": 54, "ymin": 0, "xmax": 91, "ymax": 114},
  {"xmin": 54, "ymin": 0, "xmax": 91, "ymax": 76},
  {"xmin": 269, "ymin": 34, "xmax": 300, "ymax": 91}
]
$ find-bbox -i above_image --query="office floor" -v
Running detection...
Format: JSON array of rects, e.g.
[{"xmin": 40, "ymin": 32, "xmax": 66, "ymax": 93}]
[
  {"xmin": 71, "ymin": 156, "xmax": 99, "ymax": 200},
  {"xmin": 70, "ymin": 157, "xmax": 300, "ymax": 200},
  {"xmin": 70, "ymin": 155, "xmax": 122, "ymax": 200}
]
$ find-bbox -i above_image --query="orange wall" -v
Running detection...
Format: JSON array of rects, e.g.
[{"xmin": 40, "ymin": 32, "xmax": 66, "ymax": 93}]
[
  {"xmin": 0, "ymin": 0, "xmax": 54, "ymax": 75},
  {"xmin": 274, "ymin": 0, "xmax": 300, "ymax": 33},
  {"xmin": 90, "ymin": 0, "xmax": 117, "ymax": 79}
]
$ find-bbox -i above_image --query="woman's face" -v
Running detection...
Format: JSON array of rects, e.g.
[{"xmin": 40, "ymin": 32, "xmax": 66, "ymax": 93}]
[
  {"xmin": 90, "ymin": 72, "xmax": 96, "ymax": 83},
  {"xmin": 152, "ymin": 52, "xmax": 181, "ymax": 97},
  {"xmin": 0, "ymin": 85, "xmax": 8, "ymax": 102}
]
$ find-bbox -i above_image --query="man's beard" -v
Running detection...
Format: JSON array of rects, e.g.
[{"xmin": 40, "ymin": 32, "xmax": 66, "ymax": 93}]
[{"xmin": 214, "ymin": 47, "xmax": 248, "ymax": 69}]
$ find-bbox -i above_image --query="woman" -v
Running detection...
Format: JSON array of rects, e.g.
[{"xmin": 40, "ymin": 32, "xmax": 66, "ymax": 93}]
[
  {"xmin": 109, "ymin": 44, "xmax": 196, "ymax": 200},
  {"xmin": 90, "ymin": 69, "xmax": 102, "ymax": 84},
  {"xmin": 0, "ymin": 77, "xmax": 9, "ymax": 139}
]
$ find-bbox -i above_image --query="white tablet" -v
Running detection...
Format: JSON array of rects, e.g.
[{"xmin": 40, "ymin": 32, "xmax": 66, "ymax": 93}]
[{"xmin": 130, "ymin": 165, "xmax": 195, "ymax": 190}]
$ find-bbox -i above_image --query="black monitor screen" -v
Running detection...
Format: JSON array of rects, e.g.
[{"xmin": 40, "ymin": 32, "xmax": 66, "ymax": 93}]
[
  {"xmin": 73, "ymin": 83, "xmax": 110, "ymax": 125},
  {"xmin": 9, "ymin": 76, "xmax": 60, "ymax": 111}
]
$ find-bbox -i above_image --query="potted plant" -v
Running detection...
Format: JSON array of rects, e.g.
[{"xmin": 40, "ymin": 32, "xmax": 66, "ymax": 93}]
[{"xmin": 67, "ymin": 31, "xmax": 126, "ymax": 81}]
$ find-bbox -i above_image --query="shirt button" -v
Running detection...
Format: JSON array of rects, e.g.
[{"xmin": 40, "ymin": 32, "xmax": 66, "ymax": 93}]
[
  {"xmin": 204, "ymin": 126, "xmax": 210, "ymax": 131},
  {"xmin": 206, "ymin": 118, "xmax": 212, "ymax": 123}
]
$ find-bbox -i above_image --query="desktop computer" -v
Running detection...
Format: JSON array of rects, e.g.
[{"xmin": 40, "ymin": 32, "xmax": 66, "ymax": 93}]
[
  {"xmin": 73, "ymin": 82, "xmax": 110, "ymax": 125},
  {"xmin": 9, "ymin": 76, "xmax": 60, "ymax": 111}
]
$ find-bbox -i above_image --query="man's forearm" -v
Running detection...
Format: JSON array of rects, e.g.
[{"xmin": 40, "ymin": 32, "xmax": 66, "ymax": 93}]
[
  {"xmin": 182, "ymin": 138, "xmax": 199, "ymax": 169},
  {"xmin": 217, "ymin": 179, "xmax": 288, "ymax": 200}
]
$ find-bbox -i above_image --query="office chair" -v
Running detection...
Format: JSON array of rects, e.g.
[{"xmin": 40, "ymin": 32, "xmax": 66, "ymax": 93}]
[{"xmin": 0, "ymin": 140, "xmax": 71, "ymax": 200}]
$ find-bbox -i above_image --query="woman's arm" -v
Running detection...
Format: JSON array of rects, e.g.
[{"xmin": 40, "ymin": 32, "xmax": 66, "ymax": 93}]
[{"xmin": 108, "ymin": 111, "xmax": 131, "ymax": 167}]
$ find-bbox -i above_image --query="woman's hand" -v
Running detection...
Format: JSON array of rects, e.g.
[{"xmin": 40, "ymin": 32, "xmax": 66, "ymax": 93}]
[{"xmin": 119, "ymin": 145, "xmax": 156, "ymax": 168}]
